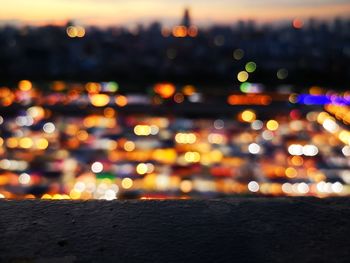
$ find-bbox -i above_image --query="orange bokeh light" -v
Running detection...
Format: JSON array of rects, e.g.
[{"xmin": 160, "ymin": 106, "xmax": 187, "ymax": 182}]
[{"xmin": 154, "ymin": 83, "xmax": 176, "ymax": 99}]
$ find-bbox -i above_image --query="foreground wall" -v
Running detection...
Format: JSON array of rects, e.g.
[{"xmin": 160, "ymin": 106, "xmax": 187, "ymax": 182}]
[{"xmin": 0, "ymin": 198, "xmax": 349, "ymax": 263}]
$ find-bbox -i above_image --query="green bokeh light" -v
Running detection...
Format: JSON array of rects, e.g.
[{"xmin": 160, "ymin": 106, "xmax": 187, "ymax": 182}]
[
  {"xmin": 240, "ymin": 82, "xmax": 251, "ymax": 93},
  {"xmin": 107, "ymin": 82, "xmax": 119, "ymax": 92},
  {"xmin": 245, "ymin": 62, "xmax": 257, "ymax": 73}
]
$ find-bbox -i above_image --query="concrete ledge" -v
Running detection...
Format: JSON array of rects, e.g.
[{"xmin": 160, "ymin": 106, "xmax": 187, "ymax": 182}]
[{"xmin": 0, "ymin": 198, "xmax": 350, "ymax": 263}]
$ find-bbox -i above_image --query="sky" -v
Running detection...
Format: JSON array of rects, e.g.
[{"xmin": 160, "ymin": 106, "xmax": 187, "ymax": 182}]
[{"xmin": 1, "ymin": 0, "xmax": 350, "ymax": 27}]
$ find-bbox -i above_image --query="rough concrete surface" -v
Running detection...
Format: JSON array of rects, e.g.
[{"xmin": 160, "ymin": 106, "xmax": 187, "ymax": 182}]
[{"xmin": 0, "ymin": 198, "xmax": 350, "ymax": 263}]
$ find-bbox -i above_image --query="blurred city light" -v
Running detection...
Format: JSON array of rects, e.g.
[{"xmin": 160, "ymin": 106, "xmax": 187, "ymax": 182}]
[
  {"xmin": 0, "ymin": 80, "xmax": 348, "ymax": 199},
  {"xmin": 0, "ymin": 3, "xmax": 349, "ymax": 201}
]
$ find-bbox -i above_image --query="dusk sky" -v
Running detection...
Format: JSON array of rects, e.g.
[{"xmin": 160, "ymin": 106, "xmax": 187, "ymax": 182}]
[{"xmin": 1, "ymin": 0, "xmax": 350, "ymax": 27}]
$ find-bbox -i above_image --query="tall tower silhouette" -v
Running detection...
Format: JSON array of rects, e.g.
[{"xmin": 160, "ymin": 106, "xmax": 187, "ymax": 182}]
[
  {"xmin": 182, "ymin": 8, "xmax": 191, "ymax": 28},
  {"xmin": 172, "ymin": 7, "xmax": 197, "ymax": 38}
]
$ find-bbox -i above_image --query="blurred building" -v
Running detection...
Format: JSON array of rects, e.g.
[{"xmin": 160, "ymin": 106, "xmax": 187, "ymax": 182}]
[
  {"xmin": 0, "ymin": 11, "xmax": 349, "ymax": 88},
  {"xmin": 181, "ymin": 8, "xmax": 191, "ymax": 28}
]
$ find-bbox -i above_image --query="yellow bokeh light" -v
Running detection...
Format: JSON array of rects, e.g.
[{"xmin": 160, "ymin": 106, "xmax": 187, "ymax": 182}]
[
  {"xmin": 70, "ymin": 189, "xmax": 81, "ymax": 199},
  {"xmin": 317, "ymin": 112, "xmax": 329, "ymax": 124},
  {"xmin": 184, "ymin": 151, "xmax": 201, "ymax": 163},
  {"xmin": 285, "ymin": 167, "xmax": 297, "ymax": 178},
  {"xmin": 134, "ymin": 125, "xmax": 151, "ymax": 136},
  {"xmin": 241, "ymin": 110, "xmax": 256, "ymax": 123},
  {"xmin": 237, "ymin": 71, "xmax": 249, "ymax": 82},
  {"xmin": 36, "ymin": 138, "xmax": 49, "ymax": 150},
  {"xmin": 175, "ymin": 133, "xmax": 197, "ymax": 144},
  {"xmin": 338, "ymin": 131, "xmax": 350, "ymax": 145},
  {"xmin": 66, "ymin": 26, "xmax": 78, "ymax": 38},
  {"xmin": 121, "ymin": 178, "xmax": 133, "ymax": 189},
  {"xmin": 152, "ymin": 149, "xmax": 177, "ymax": 164},
  {"xmin": 90, "ymin": 94, "xmax": 110, "ymax": 107},
  {"xmin": 19, "ymin": 137, "xmax": 33, "ymax": 149},
  {"xmin": 124, "ymin": 141, "xmax": 135, "ymax": 152},
  {"xmin": 41, "ymin": 194, "xmax": 52, "ymax": 199},
  {"xmin": 209, "ymin": 150, "xmax": 223, "ymax": 162},
  {"xmin": 76, "ymin": 26, "xmax": 86, "ymax": 38},
  {"xmin": 266, "ymin": 120, "xmax": 279, "ymax": 131},
  {"xmin": 136, "ymin": 163, "xmax": 148, "ymax": 175},
  {"xmin": 52, "ymin": 194, "xmax": 64, "ymax": 200}
]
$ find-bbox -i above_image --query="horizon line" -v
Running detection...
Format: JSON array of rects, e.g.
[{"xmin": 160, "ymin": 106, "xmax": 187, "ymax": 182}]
[{"xmin": 1, "ymin": 14, "xmax": 349, "ymax": 29}]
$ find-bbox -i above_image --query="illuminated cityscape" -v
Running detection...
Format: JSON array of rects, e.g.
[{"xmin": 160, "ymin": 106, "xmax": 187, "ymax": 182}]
[
  {"xmin": 1, "ymin": 1, "xmax": 350, "ymax": 262},
  {"xmin": 0, "ymin": 80, "xmax": 350, "ymax": 200},
  {"xmin": 0, "ymin": 5, "xmax": 349, "ymax": 200}
]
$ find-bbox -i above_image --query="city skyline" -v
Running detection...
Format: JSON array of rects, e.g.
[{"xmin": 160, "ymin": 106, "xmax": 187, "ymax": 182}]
[{"xmin": 1, "ymin": 0, "xmax": 350, "ymax": 27}]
